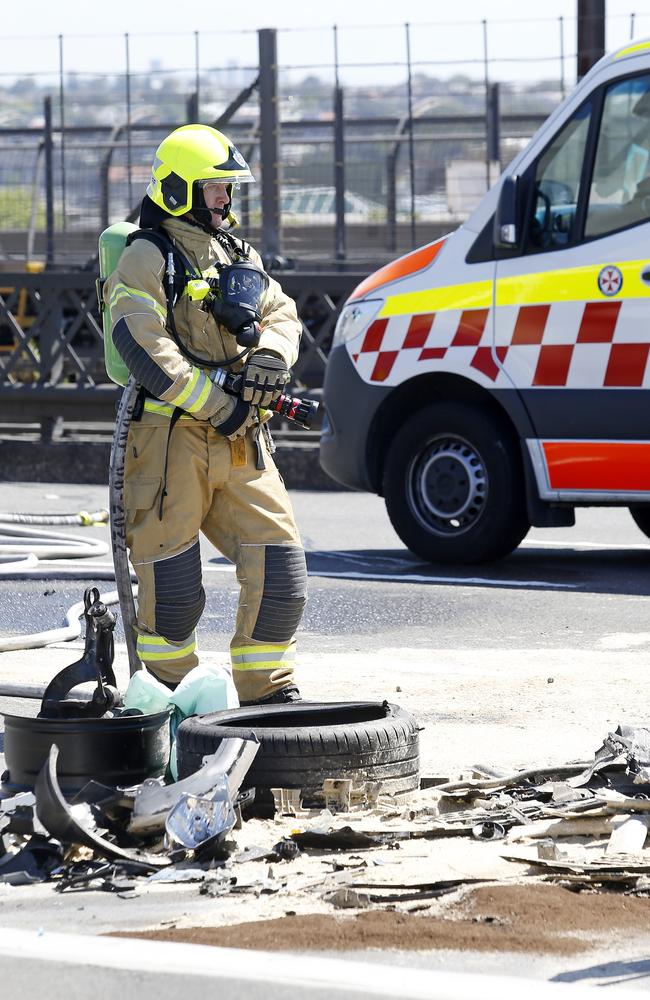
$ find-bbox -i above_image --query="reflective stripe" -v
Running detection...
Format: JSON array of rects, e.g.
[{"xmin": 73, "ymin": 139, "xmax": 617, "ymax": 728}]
[
  {"xmin": 109, "ymin": 283, "xmax": 166, "ymax": 323},
  {"xmin": 615, "ymin": 41, "xmax": 650, "ymax": 58},
  {"xmin": 143, "ymin": 399, "xmax": 193, "ymax": 419},
  {"xmin": 231, "ymin": 644, "xmax": 295, "ymax": 671},
  {"xmin": 542, "ymin": 440, "xmax": 650, "ymax": 491},
  {"xmin": 173, "ymin": 366, "xmax": 212, "ymax": 413},
  {"xmin": 137, "ymin": 632, "xmax": 196, "ymax": 661},
  {"xmin": 233, "ymin": 650, "xmax": 294, "ymax": 664},
  {"xmin": 496, "ymin": 260, "xmax": 650, "ymax": 307},
  {"xmin": 378, "ymin": 260, "xmax": 650, "ymax": 321},
  {"xmin": 380, "ymin": 281, "xmax": 492, "ymax": 318}
]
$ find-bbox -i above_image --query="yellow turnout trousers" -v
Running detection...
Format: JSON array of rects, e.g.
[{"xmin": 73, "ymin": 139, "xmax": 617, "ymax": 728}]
[{"xmin": 124, "ymin": 407, "xmax": 307, "ymax": 702}]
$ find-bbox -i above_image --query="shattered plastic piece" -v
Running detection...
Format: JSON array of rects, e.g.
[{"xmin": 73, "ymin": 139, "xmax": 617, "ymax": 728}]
[
  {"xmin": 323, "ymin": 778, "xmax": 383, "ymax": 812},
  {"xmin": 130, "ymin": 738, "xmax": 258, "ymax": 836},
  {"xmin": 292, "ymin": 825, "xmax": 403, "ymax": 850},
  {"xmin": 55, "ymin": 858, "xmax": 153, "ymax": 892},
  {"xmin": 165, "ymin": 785, "xmax": 236, "ymax": 850},
  {"xmin": 35, "ymin": 745, "xmax": 168, "ymax": 868},
  {"xmin": 232, "ymin": 844, "xmax": 272, "ymax": 865},
  {"xmin": 471, "ymin": 821, "xmax": 506, "ymax": 841},
  {"xmin": 199, "ymin": 873, "xmax": 237, "ymax": 897},
  {"xmin": 605, "ymin": 815, "xmax": 650, "ymax": 855},
  {"xmin": 271, "ymin": 788, "xmax": 303, "ymax": 816},
  {"xmin": 147, "ymin": 866, "xmax": 209, "ymax": 883},
  {"xmin": 269, "ymin": 838, "xmax": 301, "ymax": 862},
  {"xmin": 325, "ymin": 887, "xmax": 372, "ymax": 909},
  {"xmin": 0, "ymin": 834, "xmax": 63, "ymax": 885}
]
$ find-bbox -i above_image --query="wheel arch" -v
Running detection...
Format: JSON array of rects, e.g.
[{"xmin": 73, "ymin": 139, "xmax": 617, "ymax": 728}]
[{"xmin": 367, "ymin": 372, "xmax": 533, "ymax": 497}]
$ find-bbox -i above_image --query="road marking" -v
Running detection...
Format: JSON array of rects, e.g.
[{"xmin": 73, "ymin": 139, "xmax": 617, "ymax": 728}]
[
  {"xmin": 0, "ymin": 927, "xmax": 631, "ymax": 1000},
  {"xmin": 30, "ymin": 558, "xmax": 576, "ymax": 589},
  {"xmin": 313, "ymin": 570, "xmax": 577, "ymax": 589},
  {"xmin": 522, "ymin": 538, "xmax": 650, "ymax": 551},
  {"xmin": 598, "ymin": 632, "xmax": 650, "ymax": 649}
]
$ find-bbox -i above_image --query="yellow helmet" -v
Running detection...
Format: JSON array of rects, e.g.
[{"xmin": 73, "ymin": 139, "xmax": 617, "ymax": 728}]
[{"xmin": 146, "ymin": 124, "xmax": 254, "ymax": 217}]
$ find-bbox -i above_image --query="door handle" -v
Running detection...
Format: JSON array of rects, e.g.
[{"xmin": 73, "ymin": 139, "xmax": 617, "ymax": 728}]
[{"xmin": 641, "ymin": 267, "xmax": 650, "ymax": 284}]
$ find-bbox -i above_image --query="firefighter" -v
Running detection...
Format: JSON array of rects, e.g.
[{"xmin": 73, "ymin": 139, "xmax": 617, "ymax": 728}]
[{"xmin": 104, "ymin": 124, "xmax": 306, "ymax": 704}]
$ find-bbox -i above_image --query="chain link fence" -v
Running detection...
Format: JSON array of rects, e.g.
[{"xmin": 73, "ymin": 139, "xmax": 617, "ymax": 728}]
[{"xmin": 0, "ymin": 13, "xmax": 647, "ymax": 268}]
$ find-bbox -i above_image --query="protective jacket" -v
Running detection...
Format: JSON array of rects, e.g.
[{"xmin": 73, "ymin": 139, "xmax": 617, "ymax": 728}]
[
  {"xmin": 104, "ymin": 216, "xmax": 301, "ymax": 419},
  {"xmin": 104, "ymin": 217, "xmax": 307, "ymax": 702}
]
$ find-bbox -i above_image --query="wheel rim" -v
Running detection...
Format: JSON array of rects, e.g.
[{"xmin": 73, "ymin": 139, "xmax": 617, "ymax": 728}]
[{"xmin": 406, "ymin": 433, "xmax": 487, "ymax": 536}]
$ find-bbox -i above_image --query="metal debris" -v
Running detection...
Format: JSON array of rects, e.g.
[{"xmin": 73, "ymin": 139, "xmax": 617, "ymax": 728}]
[{"xmin": 2, "ymin": 723, "xmax": 650, "ymax": 903}]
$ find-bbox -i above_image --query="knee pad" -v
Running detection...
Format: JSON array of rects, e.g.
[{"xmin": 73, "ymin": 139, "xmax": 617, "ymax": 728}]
[
  {"xmin": 153, "ymin": 541, "xmax": 205, "ymax": 643},
  {"xmin": 252, "ymin": 544, "xmax": 307, "ymax": 643}
]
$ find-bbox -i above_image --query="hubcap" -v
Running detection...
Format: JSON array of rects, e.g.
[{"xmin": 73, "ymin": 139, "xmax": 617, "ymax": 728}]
[{"xmin": 407, "ymin": 435, "xmax": 487, "ymax": 536}]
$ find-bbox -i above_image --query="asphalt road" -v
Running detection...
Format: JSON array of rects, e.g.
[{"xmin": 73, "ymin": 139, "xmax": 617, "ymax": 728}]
[
  {"xmin": 3, "ymin": 483, "xmax": 650, "ymax": 994},
  {"xmin": 1, "ymin": 481, "xmax": 650, "ymax": 655}
]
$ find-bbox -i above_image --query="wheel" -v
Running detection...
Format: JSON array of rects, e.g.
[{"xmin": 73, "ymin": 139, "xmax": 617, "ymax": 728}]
[
  {"xmin": 176, "ymin": 701, "xmax": 420, "ymax": 805},
  {"xmin": 629, "ymin": 506, "xmax": 650, "ymax": 538},
  {"xmin": 383, "ymin": 401, "xmax": 529, "ymax": 564}
]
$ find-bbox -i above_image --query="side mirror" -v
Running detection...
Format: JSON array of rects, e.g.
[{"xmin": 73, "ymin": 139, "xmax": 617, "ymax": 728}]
[{"xmin": 493, "ymin": 174, "xmax": 520, "ymax": 249}]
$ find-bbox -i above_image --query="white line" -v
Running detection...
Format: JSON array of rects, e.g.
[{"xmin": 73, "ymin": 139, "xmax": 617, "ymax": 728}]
[
  {"xmin": 313, "ymin": 570, "xmax": 577, "ymax": 589},
  {"xmin": 522, "ymin": 538, "xmax": 650, "ymax": 551},
  {"xmin": 0, "ymin": 928, "xmax": 633, "ymax": 1000}
]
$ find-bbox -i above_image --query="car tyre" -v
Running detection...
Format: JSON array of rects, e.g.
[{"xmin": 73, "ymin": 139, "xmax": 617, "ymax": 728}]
[
  {"xmin": 176, "ymin": 701, "xmax": 420, "ymax": 804},
  {"xmin": 383, "ymin": 401, "xmax": 529, "ymax": 564}
]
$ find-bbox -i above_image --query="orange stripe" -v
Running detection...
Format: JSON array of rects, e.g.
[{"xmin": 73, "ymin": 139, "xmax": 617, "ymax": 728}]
[
  {"xmin": 348, "ymin": 239, "xmax": 446, "ymax": 302},
  {"xmin": 543, "ymin": 441, "xmax": 650, "ymax": 491}
]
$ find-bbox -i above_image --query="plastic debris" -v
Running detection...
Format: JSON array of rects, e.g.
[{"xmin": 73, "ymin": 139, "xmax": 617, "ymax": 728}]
[{"xmin": 165, "ymin": 784, "xmax": 236, "ymax": 851}]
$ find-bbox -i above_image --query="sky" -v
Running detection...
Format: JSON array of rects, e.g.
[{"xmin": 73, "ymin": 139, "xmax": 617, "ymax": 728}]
[{"xmin": 4, "ymin": 1, "xmax": 650, "ymax": 85}]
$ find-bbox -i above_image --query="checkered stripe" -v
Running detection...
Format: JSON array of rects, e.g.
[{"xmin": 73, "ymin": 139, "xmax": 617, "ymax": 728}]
[{"xmin": 351, "ymin": 299, "xmax": 650, "ymax": 388}]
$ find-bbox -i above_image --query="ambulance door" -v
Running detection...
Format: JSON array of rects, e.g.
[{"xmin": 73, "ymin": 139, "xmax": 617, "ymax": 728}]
[{"xmin": 494, "ymin": 70, "xmax": 650, "ymax": 503}]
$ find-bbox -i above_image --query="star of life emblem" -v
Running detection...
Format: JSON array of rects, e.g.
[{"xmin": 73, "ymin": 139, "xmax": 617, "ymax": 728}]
[{"xmin": 598, "ymin": 265, "xmax": 623, "ymax": 296}]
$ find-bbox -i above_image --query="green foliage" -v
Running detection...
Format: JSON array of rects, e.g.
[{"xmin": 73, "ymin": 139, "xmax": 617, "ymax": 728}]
[{"xmin": 0, "ymin": 186, "xmax": 44, "ymax": 229}]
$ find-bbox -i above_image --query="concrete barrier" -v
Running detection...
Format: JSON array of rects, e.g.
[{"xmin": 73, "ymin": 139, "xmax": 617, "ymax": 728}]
[{"xmin": 0, "ymin": 437, "xmax": 346, "ymax": 490}]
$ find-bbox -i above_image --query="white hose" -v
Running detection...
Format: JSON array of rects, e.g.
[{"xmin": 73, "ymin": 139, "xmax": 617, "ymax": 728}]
[
  {"xmin": 0, "ymin": 511, "xmax": 128, "ymax": 651},
  {"xmin": 0, "ymin": 587, "xmax": 138, "ymax": 653},
  {"xmin": 0, "ymin": 510, "xmax": 108, "ymax": 527},
  {"xmin": 0, "ymin": 524, "xmax": 109, "ymax": 564}
]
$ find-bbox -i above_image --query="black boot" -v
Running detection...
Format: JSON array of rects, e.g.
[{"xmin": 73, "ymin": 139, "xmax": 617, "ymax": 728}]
[{"xmin": 241, "ymin": 684, "xmax": 302, "ymax": 706}]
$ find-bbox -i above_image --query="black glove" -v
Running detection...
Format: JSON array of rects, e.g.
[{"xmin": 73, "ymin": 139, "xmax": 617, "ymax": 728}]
[
  {"xmin": 209, "ymin": 296, "xmax": 260, "ymax": 348},
  {"xmin": 208, "ymin": 387, "xmax": 256, "ymax": 440},
  {"xmin": 242, "ymin": 350, "xmax": 289, "ymax": 407}
]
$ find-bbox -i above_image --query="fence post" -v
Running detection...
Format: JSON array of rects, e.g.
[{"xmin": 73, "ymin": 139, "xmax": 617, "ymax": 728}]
[
  {"xmin": 482, "ymin": 19, "xmax": 490, "ymax": 192},
  {"xmin": 258, "ymin": 28, "xmax": 281, "ymax": 263},
  {"xmin": 44, "ymin": 96, "xmax": 55, "ymax": 268},
  {"xmin": 194, "ymin": 31, "xmax": 200, "ymax": 119},
  {"xmin": 125, "ymin": 33, "xmax": 133, "ymax": 209},
  {"xmin": 334, "ymin": 85, "xmax": 346, "ymax": 262},
  {"xmin": 186, "ymin": 92, "xmax": 199, "ymax": 122},
  {"xmin": 577, "ymin": 0, "xmax": 605, "ymax": 80},
  {"xmin": 486, "ymin": 82, "xmax": 500, "ymax": 168},
  {"xmin": 405, "ymin": 23, "xmax": 416, "ymax": 250},
  {"xmin": 58, "ymin": 34, "xmax": 67, "ymax": 233},
  {"xmin": 333, "ymin": 25, "xmax": 346, "ymax": 262}
]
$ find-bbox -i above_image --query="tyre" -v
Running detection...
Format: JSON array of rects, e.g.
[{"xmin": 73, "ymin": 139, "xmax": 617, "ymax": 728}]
[
  {"xmin": 383, "ymin": 401, "xmax": 529, "ymax": 564},
  {"xmin": 176, "ymin": 701, "xmax": 420, "ymax": 804},
  {"xmin": 629, "ymin": 506, "xmax": 650, "ymax": 538}
]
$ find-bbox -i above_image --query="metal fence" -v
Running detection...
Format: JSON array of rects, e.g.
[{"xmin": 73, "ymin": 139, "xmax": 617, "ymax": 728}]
[
  {"xmin": 2, "ymin": 13, "xmax": 643, "ymax": 268},
  {"xmin": 0, "ymin": 11, "xmax": 646, "ymax": 430},
  {"xmin": 0, "ymin": 267, "xmax": 360, "ymax": 437}
]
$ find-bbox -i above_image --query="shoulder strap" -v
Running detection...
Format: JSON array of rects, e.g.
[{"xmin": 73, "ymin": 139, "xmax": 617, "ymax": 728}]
[{"xmin": 126, "ymin": 228, "xmax": 199, "ymax": 301}]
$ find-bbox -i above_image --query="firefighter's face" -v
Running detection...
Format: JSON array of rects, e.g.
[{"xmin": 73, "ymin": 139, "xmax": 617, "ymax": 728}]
[{"xmin": 202, "ymin": 182, "xmax": 229, "ymax": 220}]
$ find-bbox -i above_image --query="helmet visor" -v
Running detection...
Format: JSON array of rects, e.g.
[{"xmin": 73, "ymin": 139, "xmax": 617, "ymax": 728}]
[{"xmin": 198, "ymin": 176, "xmax": 253, "ymax": 197}]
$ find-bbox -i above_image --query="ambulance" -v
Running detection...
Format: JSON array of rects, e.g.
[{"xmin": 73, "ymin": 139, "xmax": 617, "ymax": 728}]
[{"xmin": 320, "ymin": 40, "xmax": 650, "ymax": 564}]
